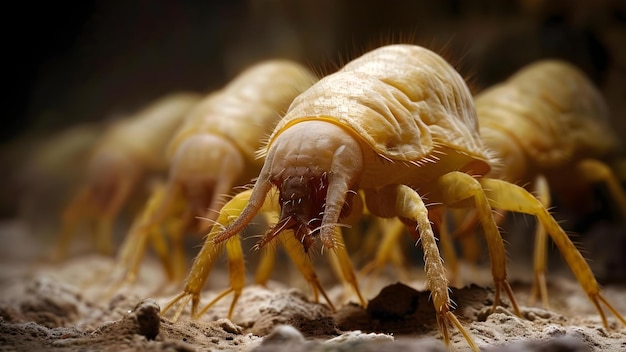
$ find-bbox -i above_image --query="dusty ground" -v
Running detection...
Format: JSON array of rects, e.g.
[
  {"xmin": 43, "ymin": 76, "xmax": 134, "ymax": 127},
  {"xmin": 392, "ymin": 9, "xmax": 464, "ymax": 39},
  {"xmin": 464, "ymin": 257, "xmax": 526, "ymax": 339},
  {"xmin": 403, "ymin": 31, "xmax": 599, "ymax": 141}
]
[{"xmin": 1, "ymin": 219, "xmax": 625, "ymax": 352}]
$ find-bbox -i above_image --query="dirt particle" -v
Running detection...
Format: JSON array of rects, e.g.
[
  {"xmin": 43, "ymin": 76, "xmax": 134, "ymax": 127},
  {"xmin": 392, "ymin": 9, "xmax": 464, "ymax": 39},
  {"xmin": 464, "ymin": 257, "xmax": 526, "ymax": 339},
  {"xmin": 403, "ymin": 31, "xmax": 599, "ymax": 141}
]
[
  {"xmin": 367, "ymin": 282, "xmax": 420, "ymax": 320},
  {"xmin": 130, "ymin": 298, "xmax": 160, "ymax": 340},
  {"xmin": 262, "ymin": 325, "xmax": 305, "ymax": 344},
  {"xmin": 216, "ymin": 318, "xmax": 243, "ymax": 334}
]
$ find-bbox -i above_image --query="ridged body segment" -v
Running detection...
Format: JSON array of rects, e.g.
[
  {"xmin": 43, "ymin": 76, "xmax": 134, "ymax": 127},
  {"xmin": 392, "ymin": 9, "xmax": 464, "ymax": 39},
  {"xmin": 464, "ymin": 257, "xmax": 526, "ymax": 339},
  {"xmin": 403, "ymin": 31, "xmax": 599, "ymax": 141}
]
[
  {"xmin": 476, "ymin": 60, "xmax": 619, "ymax": 170},
  {"xmin": 168, "ymin": 60, "xmax": 318, "ymax": 165},
  {"xmin": 269, "ymin": 45, "xmax": 487, "ymax": 165}
]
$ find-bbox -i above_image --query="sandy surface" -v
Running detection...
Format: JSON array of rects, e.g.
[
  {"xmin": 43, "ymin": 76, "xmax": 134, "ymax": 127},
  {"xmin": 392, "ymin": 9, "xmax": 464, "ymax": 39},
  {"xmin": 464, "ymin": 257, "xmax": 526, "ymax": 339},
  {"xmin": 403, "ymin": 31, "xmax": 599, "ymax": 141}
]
[{"xmin": 0, "ymin": 220, "xmax": 625, "ymax": 352}]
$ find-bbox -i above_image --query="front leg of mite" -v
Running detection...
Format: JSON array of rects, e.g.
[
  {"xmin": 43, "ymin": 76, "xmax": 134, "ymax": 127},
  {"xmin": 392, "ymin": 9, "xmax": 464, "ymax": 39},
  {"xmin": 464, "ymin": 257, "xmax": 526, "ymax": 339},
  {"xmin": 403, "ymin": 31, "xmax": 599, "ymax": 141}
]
[
  {"xmin": 366, "ymin": 184, "xmax": 478, "ymax": 351},
  {"xmin": 161, "ymin": 189, "xmax": 270, "ymax": 321}
]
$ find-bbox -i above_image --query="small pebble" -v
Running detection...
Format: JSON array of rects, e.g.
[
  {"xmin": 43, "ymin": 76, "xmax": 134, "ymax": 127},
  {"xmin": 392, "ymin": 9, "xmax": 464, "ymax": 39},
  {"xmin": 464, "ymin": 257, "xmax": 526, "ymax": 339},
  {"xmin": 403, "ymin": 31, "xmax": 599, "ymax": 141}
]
[
  {"xmin": 262, "ymin": 325, "xmax": 306, "ymax": 344},
  {"xmin": 131, "ymin": 298, "xmax": 160, "ymax": 340}
]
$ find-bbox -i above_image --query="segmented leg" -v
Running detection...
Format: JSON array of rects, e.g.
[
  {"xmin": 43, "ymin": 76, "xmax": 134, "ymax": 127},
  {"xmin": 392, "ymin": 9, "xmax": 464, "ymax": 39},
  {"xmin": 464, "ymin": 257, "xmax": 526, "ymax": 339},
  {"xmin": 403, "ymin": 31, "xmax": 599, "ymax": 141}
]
[
  {"xmin": 254, "ymin": 212, "xmax": 280, "ymax": 286},
  {"xmin": 365, "ymin": 184, "xmax": 478, "ymax": 351},
  {"xmin": 276, "ymin": 231, "xmax": 335, "ymax": 311},
  {"xmin": 103, "ymin": 212, "xmax": 173, "ymax": 299},
  {"xmin": 529, "ymin": 175, "xmax": 550, "ymax": 308},
  {"xmin": 326, "ymin": 227, "xmax": 366, "ymax": 306},
  {"xmin": 56, "ymin": 172, "xmax": 138, "ymax": 259},
  {"xmin": 253, "ymin": 211, "xmax": 338, "ymax": 308},
  {"xmin": 436, "ymin": 172, "xmax": 521, "ymax": 316},
  {"xmin": 112, "ymin": 181, "xmax": 191, "ymax": 288},
  {"xmin": 95, "ymin": 175, "xmax": 136, "ymax": 255},
  {"xmin": 480, "ymin": 177, "xmax": 626, "ymax": 328},
  {"xmin": 575, "ymin": 159, "xmax": 626, "ymax": 219},
  {"xmin": 526, "ymin": 159, "xmax": 625, "ymax": 309},
  {"xmin": 163, "ymin": 188, "xmax": 338, "ymax": 321},
  {"xmin": 359, "ymin": 218, "xmax": 407, "ymax": 278},
  {"xmin": 56, "ymin": 187, "xmax": 92, "ymax": 260},
  {"xmin": 162, "ymin": 190, "xmax": 257, "ymax": 321},
  {"xmin": 195, "ymin": 233, "xmax": 245, "ymax": 319},
  {"xmin": 430, "ymin": 207, "xmax": 460, "ymax": 286}
]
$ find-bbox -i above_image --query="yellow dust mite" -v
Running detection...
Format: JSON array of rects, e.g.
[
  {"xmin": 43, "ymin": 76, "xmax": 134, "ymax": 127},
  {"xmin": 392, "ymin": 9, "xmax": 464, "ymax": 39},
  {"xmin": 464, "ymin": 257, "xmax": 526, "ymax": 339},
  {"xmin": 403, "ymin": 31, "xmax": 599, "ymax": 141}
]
[
  {"xmin": 471, "ymin": 60, "xmax": 626, "ymax": 307},
  {"xmin": 56, "ymin": 93, "xmax": 201, "ymax": 258},
  {"xmin": 165, "ymin": 45, "xmax": 626, "ymax": 350},
  {"xmin": 116, "ymin": 60, "xmax": 319, "ymax": 283},
  {"xmin": 365, "ymin": 60, "xmax": 626, "ymax": 304}
]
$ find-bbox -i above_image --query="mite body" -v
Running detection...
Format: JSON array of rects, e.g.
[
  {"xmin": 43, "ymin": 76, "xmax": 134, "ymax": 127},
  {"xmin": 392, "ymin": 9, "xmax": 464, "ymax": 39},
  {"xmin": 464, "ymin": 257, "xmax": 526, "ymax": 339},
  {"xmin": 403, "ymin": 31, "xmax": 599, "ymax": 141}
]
[
  {"xmin": 116, "ymin": 60, "xmax": 319, "ymax": 283},
  {"xmin": 474, "ymin": 60, "xmax": 626, "ymax": 306},
  {"xmin": 57, "ymin": 93, "xmax": 202, "ymax": 258},
  {"xmin": 165, "ymin": 45, "xmax": 625, "ymax": 350},
  {"xmin": 364, "ymin": 60, "xmax": 626, "ymax": 301},
  {"xmin": 17, "ymin": 123, "xmax": 101, "ymax": 237}
]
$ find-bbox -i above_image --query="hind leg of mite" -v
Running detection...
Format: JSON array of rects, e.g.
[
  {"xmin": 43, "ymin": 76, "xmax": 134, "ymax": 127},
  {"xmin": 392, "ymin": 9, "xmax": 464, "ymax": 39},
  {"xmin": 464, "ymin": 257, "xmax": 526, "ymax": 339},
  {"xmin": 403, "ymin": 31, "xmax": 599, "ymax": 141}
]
[
  {"xmin": 528, "ymin": 175, "xmax": 551, "ymax": 308},
  {"xmin": 56, "ymin": 187, "xmax": 92, "ymax": 260},
  {"xmin": 359, "ymin": 217, "xmax": 410, "ymax": 281},
  {"xmin": 112, "ymin": 181, "xmax": 175, "ymax": 287},
  {"xmin": 364, "ymin": 184, "xmax": 478, "ymax": 351},
  {"xmin": 516, "ymin": 159, "xmax": 625, "ymax": 308},
  {"xmin": 574, "ymin": 159, "xmax": 626, "ymax": 220},
  {"xmin": 479, "ymin": 177, "xmax": 626, "ymax": 328},
  {"xmin": 434, "ymin": 172, "xmax": 521, "ymax": 316},
  {"xmin": 94, "ymin": 177, "xmax": 135, "ymax": 256},
  {"xmin": 57, "ymin": 178, "xmax": 135, "ymax": 290}
]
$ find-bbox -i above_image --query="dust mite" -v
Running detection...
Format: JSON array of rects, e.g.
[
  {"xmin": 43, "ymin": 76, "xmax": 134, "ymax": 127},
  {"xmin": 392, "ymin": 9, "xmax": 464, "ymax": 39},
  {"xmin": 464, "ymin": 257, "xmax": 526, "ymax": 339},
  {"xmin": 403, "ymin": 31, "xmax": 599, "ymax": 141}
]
[
  {"xmin": 471, "ymin": 60, "xmax": 626, "ymax": 307},
  {"xmin": 363, "ymin": 59, "xmax": 626, "ymax": 309},
  {"xmin": 113, "ymin": 60, "xmax": 319, "ymax": 285},
  {"xmin": 56, "ymin": 93, "xmax": 202, "ymax": 259},
  {"xmin": 163, "ymin": 44, "xmax": 626, "ymax": 351}
]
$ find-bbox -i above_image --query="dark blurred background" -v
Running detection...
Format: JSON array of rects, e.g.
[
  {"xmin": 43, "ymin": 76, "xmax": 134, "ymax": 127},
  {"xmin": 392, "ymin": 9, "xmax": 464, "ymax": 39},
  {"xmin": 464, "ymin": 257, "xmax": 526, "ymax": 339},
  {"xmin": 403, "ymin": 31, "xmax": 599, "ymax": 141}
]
[{"xmin": 2, "ymin": 0, "xmax": 625, "ymax": 215}]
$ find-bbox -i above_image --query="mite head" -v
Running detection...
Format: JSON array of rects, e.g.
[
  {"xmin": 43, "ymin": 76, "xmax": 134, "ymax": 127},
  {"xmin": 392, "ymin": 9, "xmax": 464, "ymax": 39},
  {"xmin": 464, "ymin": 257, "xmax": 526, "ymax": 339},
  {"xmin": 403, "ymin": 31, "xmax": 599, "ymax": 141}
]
[
  {"xmin": 262, "ymin": 170, "xmax": 359, "ymax": 252},
  {"xmin": 261, "ymin": 121, "xmax": 363, "ymax": 252},
  {"xmin": 163, "ymin": 134, "xmax": 246, "ymax": 228},
  {"xmin": 85, "ymin": 147, "xmax": 142, "ymax": 212},
  {"xmin": 213, "ymin": 120, "xmax": 363, "ymax": 251}
]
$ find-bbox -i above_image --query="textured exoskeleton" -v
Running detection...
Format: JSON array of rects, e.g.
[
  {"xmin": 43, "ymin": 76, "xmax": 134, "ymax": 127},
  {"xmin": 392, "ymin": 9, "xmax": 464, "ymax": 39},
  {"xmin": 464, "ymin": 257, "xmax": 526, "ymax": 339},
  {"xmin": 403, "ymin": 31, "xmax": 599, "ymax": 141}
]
[
  {"xmin": 163, "ymin": 45, "xmax": 626, "ymax": 350},
  {"xmin": 56, "ymin": 93, "xmax": 201, "ymax": 258},
  {"xmin": 363, "ymin": 60, "xmax": 626, "ymax": 303},
  {"xmin": 114, "ymin": 60, "xmax": 321, "ymax": 285},
  {"xmin": 472, "ymin": 60, "xmax": 626, "ymax": 306}
]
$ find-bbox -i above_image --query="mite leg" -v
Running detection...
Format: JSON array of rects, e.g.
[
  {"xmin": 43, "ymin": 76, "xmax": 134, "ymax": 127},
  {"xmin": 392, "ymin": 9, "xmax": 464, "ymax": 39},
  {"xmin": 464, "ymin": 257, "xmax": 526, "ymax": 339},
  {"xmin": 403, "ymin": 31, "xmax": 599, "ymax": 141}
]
[
  {"xmin": 575, "ymin": 159, "xmax": 626, "ymax": 219},
  {"xmin": 480, "ymin": 177, "xmax": 626, "ymax": 328},
  {"xmin": 528, "ymin": 175, "xmax": 551, "ymax": 308},
  {"xmin": 452, "ymin": 209, "xmax": 505, "ymax": 267},
  {"xmin": 365, "ymin": 185, "xmax": 478, "ymax": 351},
  {"xmin": 254, "ymin": 212, "xmax": 279, "ymax": 286},
  {"xmin": 436, "ymin": 172, "xmax": 521, "ymax": 316},
  {"xmin": 162, "ymin": 189, "xmax": 256, "ymax": 320},
  {"xmin": 327, "ymin": 227, "xmax": 366, "ymax": 306},
  {"xmin": 359, "ymin": 218, "xmax": 407, "ymax": 279},
  {"xmin": 195, "ymin": 234, "xmax": 245, "ymax": 319},
  {"xmin": 430, "ymin": 207, "xmax": 459, "ymax": 285},
  {"xmin": 277, "ymin": 231, "xmax": 335, "ymax": 311},
  {"xmin": 94, "ymin": 175, "xmax": 137, "ymax": 255},
  {"xmin": 163, "ymin": 188, "xmax": 283, "ymax": 321},
  {"xmin": 162, "ymin": 207, "xmax": 194, "ymax": 283},
  {"xmin": 56, "ymin": 187, "xmax": 92, "ymax": 260}
]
